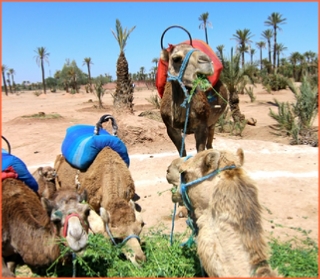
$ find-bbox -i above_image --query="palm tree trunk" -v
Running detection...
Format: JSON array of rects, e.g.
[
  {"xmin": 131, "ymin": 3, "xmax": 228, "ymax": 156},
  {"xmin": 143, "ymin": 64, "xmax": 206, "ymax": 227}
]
[
  {"xmin": 41, "ymin": 59, "xmax": 46, "ymax": 94},
  {"xmin": 260, "ymin": 49, "xmax": 262, "ymax": 70},
  {"xmin": 273, "ymin": 28, "xmax": 277, "ymax": 71},
  {"xmin": 205, "ymin": 27, "xmax": 209, "ymax": 45},
  {"xmin": 113, "ymin": 51, "xmax": 134, "ymax": 113},
  {"xmin": 2, "ymin": 71, "xmax": 8, "ymax": 96}
]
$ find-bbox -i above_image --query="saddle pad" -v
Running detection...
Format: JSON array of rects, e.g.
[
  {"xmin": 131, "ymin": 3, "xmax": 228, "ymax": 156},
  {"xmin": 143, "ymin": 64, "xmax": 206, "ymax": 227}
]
[
  {"xmin": 1, "ymin": 150, "xmax": 39, "ymax": 192},
  {"xmin": 155, "ymin": 39, "xmax": 223, "ymax": 98},
  {"xmin": 61, "ymin": 125, "xmax": 130, "ymax": 170}
]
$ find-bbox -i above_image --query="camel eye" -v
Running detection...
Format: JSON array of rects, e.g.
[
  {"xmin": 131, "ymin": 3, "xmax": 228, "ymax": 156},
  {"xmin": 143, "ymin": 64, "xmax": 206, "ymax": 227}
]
[{"xmin": 172, "ymin": 56, "xmax": 182, "ymax": 64}]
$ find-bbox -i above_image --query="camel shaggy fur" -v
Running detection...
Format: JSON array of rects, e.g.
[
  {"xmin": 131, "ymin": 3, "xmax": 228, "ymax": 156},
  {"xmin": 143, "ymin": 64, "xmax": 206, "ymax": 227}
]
[
  {"xmin": 166, "ymin": 148, "xmax": 278, "ymax": 277},
  {"xmin": 32, "ymin": 166, "xmax": 57, "ymax": 199},
  {"xmin": 2, "ymin": 178, "xmax": 90, "ymax": 277},
  {"xmin": 160, "ymin": 43, "xmax": 228, "ymax": 156},
  {"xmin": 54, "ymin": 147, "xmax": 146, "ymax": 265}
]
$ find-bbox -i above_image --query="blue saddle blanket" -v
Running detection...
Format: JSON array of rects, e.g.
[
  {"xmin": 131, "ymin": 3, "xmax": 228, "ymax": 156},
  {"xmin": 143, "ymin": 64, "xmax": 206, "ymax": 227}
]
[
  {"xmin": 61, "ymin": 125, "xmax": 130, "ymax": 170},
  {"xmin": 1, "ymin": 149, "xmax": 39, "ymax": 192}
]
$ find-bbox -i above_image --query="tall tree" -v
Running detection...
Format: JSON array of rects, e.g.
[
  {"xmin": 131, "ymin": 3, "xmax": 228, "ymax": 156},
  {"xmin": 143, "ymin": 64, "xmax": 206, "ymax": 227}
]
[
  {"xmin": 289, "ymin": 52, "xmax": 303, "ymax": 81},
  {"xmin": 275, "ymin": 43, "xmax": 287, "ymax": 69},
  {"xmin": 250, "ymin": 49, "xmax": 256, "ymax": 65},
  {"xmin": 218, "ymin": 47, "xmax": 255, "ymax": 123},
  {"xmin": 6, "ymin": 72, "xmax": 12, "ymax": 93},
  {"xmin": 34, "ymin": 47, "xmax": 50, "ymax": 94},
  {"xmin": 255, "ymin": 41, "xmax": 266, "ymax": 70},
  {"xmin": 8, "ymin": 68, "xmax": 15, "ymax": 92},
  {"xmin": 216, "ymin": 45, "xmax": 225, "ymax": 60},
  {"xmin": 198, "ymin": 12, "xmax": 212, "ymax": 45},
  {"xmin": 264, "ymin": 12, "xmax": 287, "ymax": 70},
  {"xmin": 261, "ymin": 29, "xmax": 273, "ymax": 66},
  {"xmin": 83, "ymin": 57, "xmax": 93, "ymax": 83},
  {"xmin": 2, "ymin": 65, "xmax": 8, "ymax": 95},
  {"xmin": 111, "ymin": 19, "xmax": 136, "ymax": 113},
  {"xmin": 232, "ymin": 28, "xmax": 253, "ymax": 68},
  {"xmin": 152, "ymin": 58, "xmax": 158, "ymax": 67}
]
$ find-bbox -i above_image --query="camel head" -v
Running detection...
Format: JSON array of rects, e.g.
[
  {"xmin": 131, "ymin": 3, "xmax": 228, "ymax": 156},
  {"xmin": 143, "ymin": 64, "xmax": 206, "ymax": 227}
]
[
  {"xmin": 41, "ymin": 189, "xmax": 90, "ymax": 252},
  {"xmin": 99, "ymin": 199, "xmax": 146, "ymax": 266},
  {"xmin": 37, "ymin": 166, "xmax": 57, "ymax": 182},
  {"xmin": 160, "ymin": 43, "xmax": 213, "ymax": 88},
  {"xmin": 166, "ymin": 148, "xmax": 245, "ymax": 203}
]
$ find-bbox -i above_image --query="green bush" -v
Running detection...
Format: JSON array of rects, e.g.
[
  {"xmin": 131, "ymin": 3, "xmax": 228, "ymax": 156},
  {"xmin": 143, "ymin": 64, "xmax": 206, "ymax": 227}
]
[{"xmin": 262, "ymin": 73, "xmax": 289, "ymax": 92}]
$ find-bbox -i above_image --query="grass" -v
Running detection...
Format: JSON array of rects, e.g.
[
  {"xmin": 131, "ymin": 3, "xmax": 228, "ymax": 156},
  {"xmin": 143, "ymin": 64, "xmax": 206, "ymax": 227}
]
[
  {"xmin": 21, "ymin": 112, "xmax": 62, "ymax": 119},
  {"xmin": 21, "ymin": 223, "xmax": 317, "ymax": 278}
]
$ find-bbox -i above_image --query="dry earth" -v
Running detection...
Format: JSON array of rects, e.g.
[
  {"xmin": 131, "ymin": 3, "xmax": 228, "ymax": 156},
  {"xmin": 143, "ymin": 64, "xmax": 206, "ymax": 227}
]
[{"xmin": 1, "ymin": 83, "xmax": 319, "ymax": 248}]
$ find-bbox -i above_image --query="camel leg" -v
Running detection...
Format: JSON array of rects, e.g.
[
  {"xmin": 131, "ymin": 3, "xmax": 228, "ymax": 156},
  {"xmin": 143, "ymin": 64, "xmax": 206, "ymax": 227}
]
[
  {"xmin": 2, "ymin": 258, "xmax": 16, "ymax": 277},
  {"xmin": 206, "ymin": 125, "xmax": 215, "ymax": 150},
  {"xmin": 165, "ymin": 126, "xmax": 186, "ymax": 156},
  {"xmin": 194, "ymin": 125, "xmax": 208, "ymax": 152}
]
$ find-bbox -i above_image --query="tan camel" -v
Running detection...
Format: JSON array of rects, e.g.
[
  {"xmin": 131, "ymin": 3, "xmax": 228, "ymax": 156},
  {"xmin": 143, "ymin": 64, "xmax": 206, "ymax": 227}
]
[
  {"xmin": 166, "ymin": 149, "xmax": 278, "ymax": 277},
  {"xmin": 2, "ymin": 178, "xmax": 90, "ymax": 277},
  {"xmin": 32, "ymin": 166, "xmax": 57, "ymax": 199},
  {"xmin": 160, "ymin": 43, "xmax": 228, "ymax": 156},
  {"xmin": 54, "ymin": 147, "xmax": 146, "ymax": 266}
]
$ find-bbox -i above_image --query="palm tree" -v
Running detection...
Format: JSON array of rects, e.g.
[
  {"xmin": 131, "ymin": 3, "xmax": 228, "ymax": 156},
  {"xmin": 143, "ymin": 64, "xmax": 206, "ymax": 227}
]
[
  {"xmin": 83, "ymin": 57, "xmax": 93, "ymax": 83},
  {"xmin": 264, "ymin": 12, "xmax": 287, "ymax": 70},
  {"xmin": 218, "ymin": 47, "xmax": 255, "ymax": 123},
  {"xmin": 275, "ymin": 43, "xmax": 287, "ymax": 69},
  {"xmin": 2, "ymin": 65, "xmax": 8, "ymax": 96},
  {"xmin": 6, "ymin": 72, "xmax": 12, "ymax": 93},
  {"xmin": 231, "ymin": 29, "xmax": 254, "ymax": 68},
  {"xmin": 249, "ymin": 49, "xmax": 256, "ymax": 65},
  {"xmin": 216, "ymin": 45, "xmax": 225, "ymax": 60},
  {"xmin": 111, "ymin": 19, "xmax": 136, "ymax": 113},
  {"xmin": 255, "ymin": 41, "xmax": 266, "ymax": 70},
  {"xmin": 289, "ymin": 52, "xmax": 303, "ymax": 81},
  {"xmin": 261, "ymin": 29, "xmax": 273, "ymax": 66},
  {"xmin": 34, "ymin": 47, "xmax": 50, "ymax": 94},
  {"xmin": 152, "ymin": 58, "xmax": 158, "ymax": 67},
  {"xmin": 9, "ymin": 68, "xmax": 15, "ymax": 92},
  {"xmin": 198, "ymin": 12, "xmax": 212, "ymax": 45}
]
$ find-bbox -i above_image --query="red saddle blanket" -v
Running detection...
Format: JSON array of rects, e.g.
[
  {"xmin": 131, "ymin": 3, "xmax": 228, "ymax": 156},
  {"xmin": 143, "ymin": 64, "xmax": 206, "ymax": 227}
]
[{"xmin": 155, "ymin": 39, "xmax": 223, "ymax": 98}]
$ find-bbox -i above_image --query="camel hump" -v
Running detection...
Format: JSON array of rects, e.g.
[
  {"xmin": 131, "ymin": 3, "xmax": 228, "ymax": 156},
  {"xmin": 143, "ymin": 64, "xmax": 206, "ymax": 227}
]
[
  {"xmin": 61, "ymin": 124, "xmax": 129, "ymax": 170},
  {"xmin": 1, "ymin": 150, "xmax": 38, "ymax": 192}
]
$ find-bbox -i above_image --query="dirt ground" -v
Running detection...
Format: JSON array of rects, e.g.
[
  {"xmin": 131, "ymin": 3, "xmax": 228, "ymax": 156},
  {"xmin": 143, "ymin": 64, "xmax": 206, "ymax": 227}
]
[{"xmin": 1, "ymin": 83, "xmax": 318, "ymax": 245}]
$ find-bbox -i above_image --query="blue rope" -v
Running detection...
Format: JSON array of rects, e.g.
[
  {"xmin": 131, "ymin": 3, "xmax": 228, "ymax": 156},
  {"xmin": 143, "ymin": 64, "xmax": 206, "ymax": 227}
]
[
  {"xmin": 105, "ymin": 223, "xmax": 140, "ymax": 247},
  {"xmin": 168, "ymin": 49, "xmax": 197, "ymax": 247},
  {"xmin": 180, "ymin": 164, "xmax": 237, "ymax": 212}
]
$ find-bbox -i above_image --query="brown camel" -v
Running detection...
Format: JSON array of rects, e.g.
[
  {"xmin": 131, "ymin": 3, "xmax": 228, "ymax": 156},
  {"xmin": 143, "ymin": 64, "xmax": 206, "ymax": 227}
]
[
  {"xmin": 32, "ymin": 166, "xmax": 57, "ymax": 199},
  {"xmin": 166, "ymin": 148, "xmax": 278, "ymax": 277},
  {"xmin": 2, "ymin": 178, "xmax": 90, "ymax": 277},
  {"xmin": 159, "ymin": 43, "xmax": 228, "ymax": 156},
  {"xmin": 54, "ymin": 147, "xmax": 146, "ymax": 266}
]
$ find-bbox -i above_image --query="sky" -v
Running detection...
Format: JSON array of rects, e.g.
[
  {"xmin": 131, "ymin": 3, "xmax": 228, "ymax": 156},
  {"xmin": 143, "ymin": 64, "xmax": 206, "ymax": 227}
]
[{"xmin": 1, "ymin": 1, "xmax": 319, "ymax": 84}]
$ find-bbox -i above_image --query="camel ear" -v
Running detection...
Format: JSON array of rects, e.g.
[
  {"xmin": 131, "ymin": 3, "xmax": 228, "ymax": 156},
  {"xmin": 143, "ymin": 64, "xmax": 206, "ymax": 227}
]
[
  {"xmin": 160, "ymin": 49, "xmax": 169, "ymax": 62},
  {"xmin": 205, "ymin": 150, "xmax": 220, "ymax": 171},
  {"xmin": 236, "ymin": 148, "xmax": 244, "ymax": 166},
  {"xmin": 37, "ymin": 167, "xmax": 44, "ymax": 177}
]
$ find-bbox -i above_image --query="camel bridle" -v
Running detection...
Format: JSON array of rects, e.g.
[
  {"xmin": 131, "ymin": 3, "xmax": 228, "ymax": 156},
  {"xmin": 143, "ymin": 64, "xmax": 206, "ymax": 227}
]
[
  {"xmin": 167, "ymin": 48, "xmax": 198, "ymax": 108},
  {"xmin": 62, "ymin": 212, "xmax": 89, "ymax": 238}
]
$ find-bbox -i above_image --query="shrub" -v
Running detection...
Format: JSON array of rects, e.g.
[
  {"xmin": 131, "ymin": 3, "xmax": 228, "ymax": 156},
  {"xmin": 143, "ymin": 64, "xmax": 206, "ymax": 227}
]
[
  {"xmin": 145, "ymin": 93, "xmax": 161, "ymax": 109},
  {"xmin": 262, "ymin": 73, "xmax": 289, "ymax": 92}
]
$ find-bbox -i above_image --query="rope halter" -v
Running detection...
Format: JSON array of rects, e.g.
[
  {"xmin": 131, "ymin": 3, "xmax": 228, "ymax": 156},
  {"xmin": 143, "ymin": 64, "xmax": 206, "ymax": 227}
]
[{"xmin": 167, "ymin": 48, "xmax": 198, "ymax": 108}]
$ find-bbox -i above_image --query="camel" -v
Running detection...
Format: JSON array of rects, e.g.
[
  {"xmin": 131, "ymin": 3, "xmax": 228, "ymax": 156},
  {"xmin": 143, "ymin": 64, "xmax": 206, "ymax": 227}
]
[
  {"xmin": 2, "ymin": 178, "xmax": 90, "ymax": 277},
  {"xmin": 159, "ymin": 42, "xmax": 228, "ymax": 157},
  {"xmin": 54, "ymin": 147, "xmax": 146, "ymax": 266},
  {"xmin": 32, "ymin": 166, "xmax": 57, "ymax": 199},
  {"xmin": 166, "ymin": 148, "xmax": 278, "ymax": 277}
]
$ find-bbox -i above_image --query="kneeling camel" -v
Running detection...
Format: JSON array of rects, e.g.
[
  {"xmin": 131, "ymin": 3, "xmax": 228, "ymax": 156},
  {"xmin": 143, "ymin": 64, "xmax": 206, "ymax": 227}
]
[
  {"xmin": 166, "ymin": 148, "xmax": 278, "ymax": 277},
  {"xmin": 2, "ymin": 178, "xmax": 90, "ymax": 277}
]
